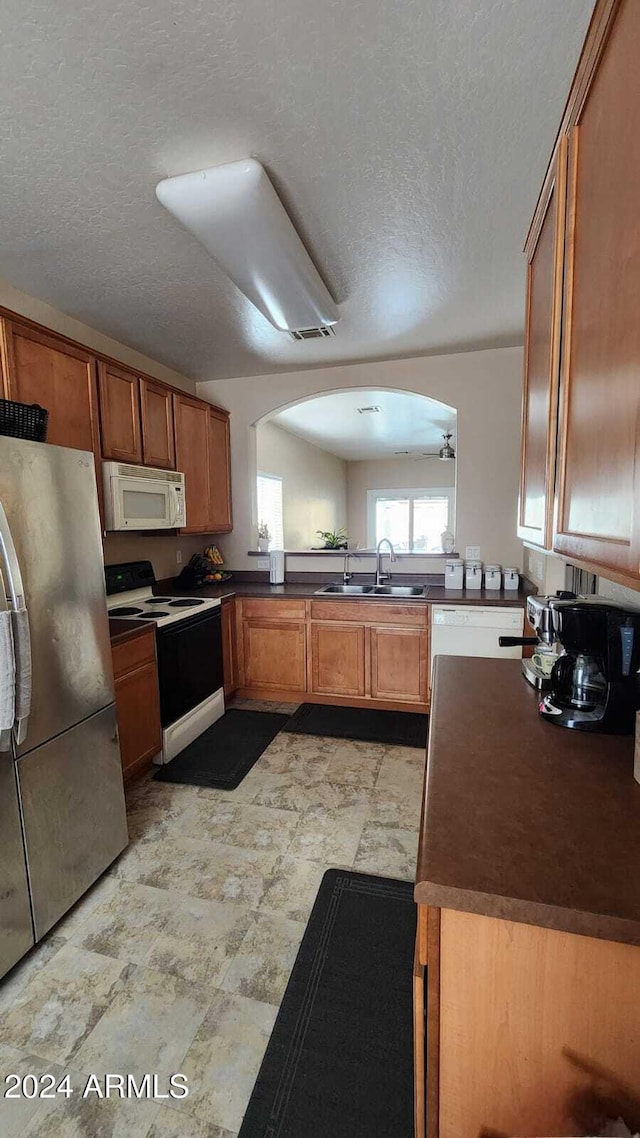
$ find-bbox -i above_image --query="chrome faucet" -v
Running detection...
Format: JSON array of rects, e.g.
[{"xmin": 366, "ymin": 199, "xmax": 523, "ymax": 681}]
[
  {"xmin": 343, "ymin": 551, "xmax": 360, "ymax": 584},
  {"xmin": 375, "ymin": 538, "xmax": 396, "ymax": 586}
]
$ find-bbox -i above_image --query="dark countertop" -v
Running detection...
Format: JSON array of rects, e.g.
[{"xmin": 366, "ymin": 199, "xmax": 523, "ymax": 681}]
[
  {"xmin": 159, "ymin": 579, "xmax": 531, "ymax": 607},
  {"xmin": 109, "ymin": 617, "xmax": 154, "ymax": 646},
  {"xmin": 415, "ymin": 656, "xmax": 640, "ymax": 945}
]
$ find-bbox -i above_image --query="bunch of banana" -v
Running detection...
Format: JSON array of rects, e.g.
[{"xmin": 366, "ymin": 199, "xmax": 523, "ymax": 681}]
[{"xmin": 204, "ymin": 544, "xmax": 224, "ymax": 566}]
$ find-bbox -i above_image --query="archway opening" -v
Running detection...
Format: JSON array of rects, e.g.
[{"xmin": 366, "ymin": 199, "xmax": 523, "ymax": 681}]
[{"xmin": 254, "ymin": 388, "xmax": 456, "ymax": 553}]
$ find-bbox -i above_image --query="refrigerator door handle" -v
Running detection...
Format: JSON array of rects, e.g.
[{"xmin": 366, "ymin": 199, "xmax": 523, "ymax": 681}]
[{"xmin": 0, "ymin": 500, "xmax": 31, "ymax": 745}]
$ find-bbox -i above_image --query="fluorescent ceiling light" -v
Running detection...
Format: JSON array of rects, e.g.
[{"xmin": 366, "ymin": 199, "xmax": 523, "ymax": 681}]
[{"xmin": 156, "ymin": 159, "xmax": 339, "ymax": 334}]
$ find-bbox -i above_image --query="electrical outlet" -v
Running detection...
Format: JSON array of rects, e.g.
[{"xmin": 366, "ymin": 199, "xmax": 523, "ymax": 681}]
[
  {"xmin": 176, "ymin": 549, "xmax": 183, "ymax": 565},
  {"xmin": 465, "ymin": 545, "xmax": 481, "ymax": 561},
  {"xmin": 257, "ymin": 558, "xmax": 270, "ymax": 570}
]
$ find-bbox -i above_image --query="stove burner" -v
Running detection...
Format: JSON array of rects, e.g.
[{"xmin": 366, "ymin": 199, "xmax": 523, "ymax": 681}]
[
  {"xmin": 110, "ymin": 606, "xmax": 144, "ymax": 616},
  {"xmin": 138, "ymin": 612, "xmax": 171, "ymax": 619},
  {"xmin": 147, "ymin": 597, "xmax": 172, "ymax": 604},
  {"xmin": 168, "ymin": 599, "xmax": 205, "ymax": 608}
]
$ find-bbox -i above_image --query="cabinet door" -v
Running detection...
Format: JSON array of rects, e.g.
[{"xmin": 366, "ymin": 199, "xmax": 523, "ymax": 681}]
[
  {"xmin": 310, "ymin": 621, "xmax": 366, "ymax": 697},
  {"xmin": 173, "ymin": 393, "xmax": 211, "ymax": 533},
  {"xmin": 243, "ymin": 619, "xmax": 306, "ymax": 691},
  {"xmin": 518, "ymin": 140, "xmax": 567, "ymax": 549},
  {"xmin": 554, "ymin": 0, "xmax": 640, "ymax": 580},
  {"xmin": 221, "ymin": 598, "xmax": 238, "ymax": 697},
  {"xmin": 140, "ymin": 378, "xmax": 175, "ymax": 469},
  {"xmin": 98, "ymin": 361, "xmax": 142, "ymax": 463},
  {"xmin": 114, "ymin": 660, "xmax": 162, "ymax": 782},
  {"xmin": 370, "ymin": 626, "xmax": 428, "ymax": 704},
  {"xmin": 208, "ymin": 407, "xmax": 233, "ymax": 532},
  {"xmin": 2, "ymin": 319, "xmax": 99, "ymax": 454}
]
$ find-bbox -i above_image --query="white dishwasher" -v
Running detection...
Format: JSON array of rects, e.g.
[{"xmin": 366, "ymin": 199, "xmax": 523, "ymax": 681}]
[{"xmin": 431, "ymin": 606, "xmax": 524, "ymax": 680}]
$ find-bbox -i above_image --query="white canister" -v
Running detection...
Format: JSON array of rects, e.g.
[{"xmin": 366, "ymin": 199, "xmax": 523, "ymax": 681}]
[
  {"xmin": 484, "ymin": 564, "xmax": 502, "ymax": 590},
  {"xmin": 503, "ymin": 567, "xmax": 520, "ymax": 591},
  {"xmin": 465, "ymin": 560, "xmax": 483, "ymax": 590},
  {"xmin": 444, "ymin": 558, "xmax": 464, "ymax": 589}
]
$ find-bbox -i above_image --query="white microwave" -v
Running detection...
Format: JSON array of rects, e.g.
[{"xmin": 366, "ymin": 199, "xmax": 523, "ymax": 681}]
[{"xmin": 102, "ymin": 462, "xmax": 186, "ymax": 531}]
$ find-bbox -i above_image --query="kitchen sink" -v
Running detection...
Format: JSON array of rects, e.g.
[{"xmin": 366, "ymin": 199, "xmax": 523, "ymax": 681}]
[
  {"xmin": 314, "ymin": 583, "xmax": 427, "ymax": 596},
  {"xmin": 314, "ymin": 584, "xmax": 375, "ymax": 594},
  {"xmin": 371, "ymin": 585, "xmax": 427, "ymax": 596}
]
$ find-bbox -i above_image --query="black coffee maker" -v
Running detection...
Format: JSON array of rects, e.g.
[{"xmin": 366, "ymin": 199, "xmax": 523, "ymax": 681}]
[{"xmin": 540, "ymin": 598, "xmax": 640, "ymax": 733}]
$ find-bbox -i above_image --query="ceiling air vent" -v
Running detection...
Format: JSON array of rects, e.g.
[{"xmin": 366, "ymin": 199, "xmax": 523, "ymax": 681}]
[
  {"xmin": 289, "ymin": 326, "xmax": 336, "ymax": 342},
  {"xmin": 357, "ymin": 405, "xmax": 381, "ymax": 414}
]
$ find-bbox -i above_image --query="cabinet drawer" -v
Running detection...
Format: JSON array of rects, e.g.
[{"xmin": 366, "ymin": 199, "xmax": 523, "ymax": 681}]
[
  {"xmin": 310, "ymin": 600, "xmax": 427, "ymax": 626},
  {"xmin": 240, "ymin": 597, "xmax": 307, "ymax": 621},
  {"xmin": 111, "ymin": 628, "xmax": 156, "ymax": 678}
]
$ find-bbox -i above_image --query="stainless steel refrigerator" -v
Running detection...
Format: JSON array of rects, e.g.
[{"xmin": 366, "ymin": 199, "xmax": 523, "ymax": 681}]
[{"xmin": 0, "ymin": 436, "xmax": 128, "ymax": 978}]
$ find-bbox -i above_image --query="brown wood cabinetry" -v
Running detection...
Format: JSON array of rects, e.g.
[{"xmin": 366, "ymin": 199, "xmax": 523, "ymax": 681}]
[
  {"xmin": 310, "ymin": 622, "xmax": 366, "ymax": 697},
  {"xmin": 522, "ymin": 0, "xmax": 640, "ymax": 586},
  {"xmin": 242, "ymin": 618, "xmax": 307, "ymax": 692},
  {"xmin": 173, "ymin": 392, "xmax": 212, "ymax": 533},
  {"xmin": 221, "ymin": 597, "xmax": 239, "ymax": 698},
  {"xmin": 518, "ymin": 140, "xmax": 566, "ymax": 549},
  {"xmin": 554, "ymin": 0, "xmax": 640, "ymax": 580},
  {"xmin": 423, "ymin": 907, "xmax": 640, "ymax": 1138},
  {"xmin": 111, "ymin": 628, "xmax": 161, "ymax": 783},
  {"xmin": 208, "ymin": 407, "xmax": 233, "ymax": 532},
  {"xmin": 1, "ymin": 318, "xmax": 100, "ymax": 455},
  {"xmin": 98, "ymin": 361, "xmax": 142, "ymax": 464},
  {"xmin": 237, "ymin": 596, "xmax": 429, "ymax": 710},
  {"xmin": 140, "ymin": 378, "xmax": 175, "ymax": 469},
  {"xmin": 370, "ymin": 625, "xmax": 428, "ymax": 704}
]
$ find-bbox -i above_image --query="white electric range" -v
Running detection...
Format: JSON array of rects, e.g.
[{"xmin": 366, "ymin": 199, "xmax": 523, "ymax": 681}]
[{"xmin": 105, "ymin": 560, "xmax": 224, "ymax": 763}]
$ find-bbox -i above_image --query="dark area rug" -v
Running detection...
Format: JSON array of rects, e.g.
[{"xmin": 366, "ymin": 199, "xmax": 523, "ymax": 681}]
[
  {"xmin": 283, "ymin": 702, "xmax": 428, "ymax": 748},
  {"xmin": 238, "ymin": 869, "xmax": 416, "ymax": 1138},
  {"xmin": 153, "ymin": 708, "xmax": 290, "ymax": 789}
]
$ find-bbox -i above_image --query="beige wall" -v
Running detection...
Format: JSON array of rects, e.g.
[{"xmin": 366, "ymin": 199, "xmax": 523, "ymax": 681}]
[
  {"xmin": 102, "ymin": 533, "xmax": 209, "ymax": 581},
  {"xmin": 346, "ymin": 456, "xmax": 456, "ymax": 549},
  {"xmin": 256, "ymin": 421, "xmax": 347, "ymax": 548},
  {"xmin": 0, "ymin": 277, "xmax": 197, "ymax": 395},
  {"xmin": 197, "ymin": 346, "xmax": 524, "ymax": 573}
]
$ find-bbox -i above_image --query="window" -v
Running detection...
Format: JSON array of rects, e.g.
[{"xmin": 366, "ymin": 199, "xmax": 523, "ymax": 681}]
[
  {"xmin": 367, "ymin": 488, "xmax": 454, "ymax": 553},
  {"xmin": 257, "ymin": 473, "xmax": 284, "ymax": 549}
]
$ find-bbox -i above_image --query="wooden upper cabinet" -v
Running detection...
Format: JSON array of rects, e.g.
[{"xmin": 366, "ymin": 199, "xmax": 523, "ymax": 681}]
[
  {"xmin": 1, "ymin": 319, "xmax": 100, "ymax": 455},
  {"xmin": 97, "ymin": 361, "xmax": 142, "ymax": 464},
  {"xmin": 172, "ymin": 392, "xmax": 211, "ymax": 533},
  {"xmin": 554, "ymin": 0, "xmax": 640, "ymax": 580},
  {"xmin": 140, "ymin": 378, "xmax": 175, "ymax": 470},
  {"xmin": 207, "ymin": 407, "xmax": 233, "ymax": 532},
  {"xmin": 518, "ymin": 139, "xmax": 567, "ymax": 549}
]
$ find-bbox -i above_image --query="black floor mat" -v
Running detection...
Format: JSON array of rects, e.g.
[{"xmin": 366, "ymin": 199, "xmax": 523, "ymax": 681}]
[
  {"xmin": 283, "ymin": 701, "xmax": 428, "ymax": 748},
  {"xmin": 153, "ymin": 708, "xmax": 290, "ymax": 789},
  {"xmin": 238, "ymin": 869, "xmax": 416, "ymax": 1138}
]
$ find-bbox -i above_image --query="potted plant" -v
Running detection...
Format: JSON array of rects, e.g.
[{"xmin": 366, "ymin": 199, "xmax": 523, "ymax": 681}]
[
  {"xmin": 257, "ymin": 521, "xmax": 270, "ymax": 552},
  {"xmin": 315, "ymin": 528, "xmax": 349, "ymax": 550}
]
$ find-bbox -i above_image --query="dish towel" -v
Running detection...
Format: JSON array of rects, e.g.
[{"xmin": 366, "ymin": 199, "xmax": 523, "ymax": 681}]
[
  {"xmin": 11, "ymin": 608, "xmax": 32, "ymax": 722},
  {"xmin": 0, "ymin": 609, "xmax": 16, "ymax": 731}
]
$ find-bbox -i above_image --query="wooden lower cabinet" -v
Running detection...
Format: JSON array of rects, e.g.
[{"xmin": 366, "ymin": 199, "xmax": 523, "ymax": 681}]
[
  {"xmin": 419, "ymin": 907, "xmax": 640, "ymax": 1138},
  {"xmin": 242, "ymin": 618, "xmax": 307, "ymax": 692},
  {"xmin": 310, "ymin": 622, "xmax": 366, "ymax": 697},
  {"xmin": 221, "ymin": 597, "xmax": 238, "ymax": 698},
  {"xmin": 112, "ymin": 629, "xmax": 161, "ymax": 783},
  {"xmin": 370, "ymin": 626, "xmax": 428, "ymax": 704},
  {"xmin": 237, "ymin": 597, "xmax": 429, "ymax": 709}
]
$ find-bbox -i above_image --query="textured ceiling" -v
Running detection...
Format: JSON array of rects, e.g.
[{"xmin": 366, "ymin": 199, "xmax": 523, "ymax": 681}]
[
  {"xmin": 272, "ymin": 390, "xmax": 456, "ymax": 461},
  {"xmin": 0, "ymin": 0, "xmax": 595, "ymax": 381}
]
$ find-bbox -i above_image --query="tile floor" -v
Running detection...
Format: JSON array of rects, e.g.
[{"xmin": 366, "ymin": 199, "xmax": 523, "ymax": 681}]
[{"xmin": 0, "ymin": 700, "xmax": 425, "ymax": 1137}]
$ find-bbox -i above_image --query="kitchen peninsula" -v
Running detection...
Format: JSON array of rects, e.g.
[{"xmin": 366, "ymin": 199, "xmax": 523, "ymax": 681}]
[{"xmin": 415, "ymin": 656, "xmax": 640, "ymax": 1138}]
